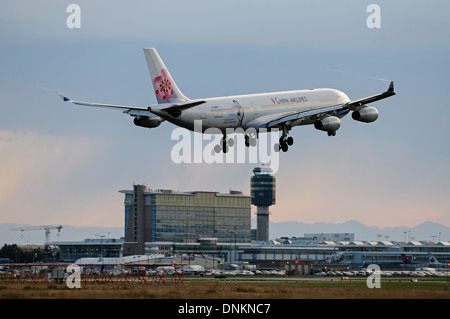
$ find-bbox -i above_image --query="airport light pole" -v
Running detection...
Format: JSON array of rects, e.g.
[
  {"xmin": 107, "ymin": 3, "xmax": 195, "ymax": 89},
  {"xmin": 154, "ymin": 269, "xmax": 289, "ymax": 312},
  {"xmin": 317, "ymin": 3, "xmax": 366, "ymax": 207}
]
[{"xmin": 96, "ymin": 234, "xmax": 105, "ymax": 262}]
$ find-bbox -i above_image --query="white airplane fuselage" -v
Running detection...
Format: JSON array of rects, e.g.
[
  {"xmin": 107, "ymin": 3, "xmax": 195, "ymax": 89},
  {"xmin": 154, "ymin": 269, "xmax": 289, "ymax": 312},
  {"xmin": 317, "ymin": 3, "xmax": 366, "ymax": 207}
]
[
  {"xmin": 59, "ymin": 47, "xmax": 395, "ymax": 153},
  {"xmin": 150, "ymin": 88, "xmax": 351, "ymax": 133}
]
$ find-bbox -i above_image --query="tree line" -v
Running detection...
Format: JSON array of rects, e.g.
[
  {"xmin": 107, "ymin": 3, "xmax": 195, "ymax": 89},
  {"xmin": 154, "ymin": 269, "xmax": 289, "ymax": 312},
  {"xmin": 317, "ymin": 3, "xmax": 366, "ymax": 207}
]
[{"xmin": 0, "ymin": 244, "xmax": 57, "ymax": 263}]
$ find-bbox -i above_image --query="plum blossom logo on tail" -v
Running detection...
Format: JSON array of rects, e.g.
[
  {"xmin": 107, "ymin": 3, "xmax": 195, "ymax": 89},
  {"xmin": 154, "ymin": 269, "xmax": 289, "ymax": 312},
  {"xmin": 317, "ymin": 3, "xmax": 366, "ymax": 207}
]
[{"xmin": 154, "ymin": 69, "xmax": 174, "ymax": 102}]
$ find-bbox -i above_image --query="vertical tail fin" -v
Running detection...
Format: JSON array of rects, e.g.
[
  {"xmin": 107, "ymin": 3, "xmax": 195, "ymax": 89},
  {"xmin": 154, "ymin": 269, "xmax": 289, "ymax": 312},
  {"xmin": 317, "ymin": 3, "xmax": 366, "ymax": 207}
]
[
  {"xmin": 401, "ymin": 254, "xmax": 411, "ymax": 264},
  {"xmin": 143, "ymin": 48, "xmax": 189, "ymax": 104},
  {"xmin": 428, "ymin": 253, "xmax": 439, "ymax": 265}
]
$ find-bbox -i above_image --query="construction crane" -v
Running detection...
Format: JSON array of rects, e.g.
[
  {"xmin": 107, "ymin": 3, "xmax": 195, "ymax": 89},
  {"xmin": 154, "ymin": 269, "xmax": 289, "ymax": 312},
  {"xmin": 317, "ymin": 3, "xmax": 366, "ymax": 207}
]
[{"xmin": 11, "ymin": 225, "xmax": 63, "ymax": 244}]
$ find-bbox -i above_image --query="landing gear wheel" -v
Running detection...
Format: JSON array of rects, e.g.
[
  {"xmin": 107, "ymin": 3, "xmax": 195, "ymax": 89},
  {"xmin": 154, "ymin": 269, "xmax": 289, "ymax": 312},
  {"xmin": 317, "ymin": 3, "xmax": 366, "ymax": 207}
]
[
  {"xmin": 219, "ymin": 135, "xmax": 233, "ymax": 153},
  {"xmin": 245, "ymin": 134, "xmax": 257, "ymax": 147},
  {"xmin": 274, "ymin": 143, "xmax": 281, "ymax": 152},
  {"xmin": 287, "ymin": 136, "xmax": 294, "ymax": 146},
  {"xmin": 222, "ymin": 138, "xmax": 228, "ymax": 153},
  {"xmin": 327, "ymin": 131, "xmax": 336, "ymax": 136},
  {"xmin": 278, "ymin": 134, "xmax": 291, "ymax": 152}
]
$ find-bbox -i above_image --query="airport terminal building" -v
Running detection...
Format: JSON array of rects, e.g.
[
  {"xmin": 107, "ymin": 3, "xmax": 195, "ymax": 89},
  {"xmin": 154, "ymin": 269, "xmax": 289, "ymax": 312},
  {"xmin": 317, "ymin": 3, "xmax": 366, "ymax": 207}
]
[
  {"xmin": 239, "ymin": 238, "xmax": 450, "ymax": 272},
  {"xmin": 119, "ymin": 185, "xmax": 252, "ymax": 256},
  {"xmin": 50, "ymin": 183, "xmax": 450, "ymax": 271}
]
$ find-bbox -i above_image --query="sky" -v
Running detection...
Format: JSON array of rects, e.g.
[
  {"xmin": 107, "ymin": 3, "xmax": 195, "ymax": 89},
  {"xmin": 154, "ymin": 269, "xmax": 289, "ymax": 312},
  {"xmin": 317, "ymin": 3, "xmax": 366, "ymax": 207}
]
[{"xmin": 1, "ymin": 1, "xmax": 449, "ymax": 231}]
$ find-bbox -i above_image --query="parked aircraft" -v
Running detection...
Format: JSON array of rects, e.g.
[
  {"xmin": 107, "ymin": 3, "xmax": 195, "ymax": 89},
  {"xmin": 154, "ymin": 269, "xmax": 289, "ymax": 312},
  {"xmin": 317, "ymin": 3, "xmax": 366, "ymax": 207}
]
[{"xmin": 427, "ymin": 253, "xmax": 448, "ymax": 269}]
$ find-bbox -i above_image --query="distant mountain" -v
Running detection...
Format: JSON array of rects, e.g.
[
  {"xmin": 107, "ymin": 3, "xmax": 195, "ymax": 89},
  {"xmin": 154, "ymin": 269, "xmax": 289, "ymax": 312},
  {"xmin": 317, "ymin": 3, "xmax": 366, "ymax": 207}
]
[{"xmin": 1, "ymin": 220, "xmax": 448, "ymax": 246}]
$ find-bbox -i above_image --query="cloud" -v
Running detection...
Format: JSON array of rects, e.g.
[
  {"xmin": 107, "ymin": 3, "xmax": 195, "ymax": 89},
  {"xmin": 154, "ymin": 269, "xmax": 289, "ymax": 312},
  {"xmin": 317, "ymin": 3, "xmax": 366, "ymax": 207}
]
[
  {"xmin": 2, "ymin": 0, "xmax": 449, "ymax": 51},
  {"xmin": 1, "ymin": 1, "xmax": 449, "ymax": 232},
  {"xmin": 268, "ymin": 134, "xmax": 450, "ymax": 228},
  {"xmin": 0, "ymin": 130, "xmax": 123, "ymax": 227}
]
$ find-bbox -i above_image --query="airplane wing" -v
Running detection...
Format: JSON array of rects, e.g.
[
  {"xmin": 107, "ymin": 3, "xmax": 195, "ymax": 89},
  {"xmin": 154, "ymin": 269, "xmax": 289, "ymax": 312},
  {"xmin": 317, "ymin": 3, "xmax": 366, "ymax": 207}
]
[
  {"xmin": 156, "ymin": 100, "xmax": 207, "ymax": 117},
  {"xmin": 251, "ymin": 81, "xmax": 395, "ymax": 129},
  {"xmin": 57, "ymin": 92, "xmax": 166, "ymax": 127},
  {"xmin": 248, "ymin": 104, "xmax": 348, "ymax": 130},
  {"xmin": 159, "ymin": 100, "xmax": 206, "ymax": 111},
  {"xmin": 57, "ymin": 92, "xmax": 150, "ymax": 111},
  {"xmin": 345, "ymin": 81, "xmax": 395, "ymax": 110},
  {"xmin": 268, "ymin": 105, "xmax": 348, "ymax": 128},
  {"xmin": 58, "ymin": 92, "xmax": 206, "ymax": 117}
]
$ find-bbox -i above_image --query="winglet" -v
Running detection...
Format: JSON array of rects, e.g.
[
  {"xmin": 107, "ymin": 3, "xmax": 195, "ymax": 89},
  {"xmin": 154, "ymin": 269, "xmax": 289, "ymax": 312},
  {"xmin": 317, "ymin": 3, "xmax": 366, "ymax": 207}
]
[
  {"xmin": 388, "ymin": 81, "xmax": 394, "ymax": 93},
  {"xmin": 57, "ymin": 92, "xmax": 71, "ymax": 102}
]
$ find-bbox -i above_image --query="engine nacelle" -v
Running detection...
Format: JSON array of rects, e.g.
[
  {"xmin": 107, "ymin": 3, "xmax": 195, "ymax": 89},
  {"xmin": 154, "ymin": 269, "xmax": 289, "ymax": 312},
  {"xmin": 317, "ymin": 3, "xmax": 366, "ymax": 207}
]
[
  {"xmin": 314, "ymin": 116, "xmax": 341, "ymax": 132},
  {"xmin": 352, "ymin": 106, "xmax": 378, "ymax": 123},
  {"xmin": 133, "ymin": 116, "xmax": 162, "ymax": 129}
]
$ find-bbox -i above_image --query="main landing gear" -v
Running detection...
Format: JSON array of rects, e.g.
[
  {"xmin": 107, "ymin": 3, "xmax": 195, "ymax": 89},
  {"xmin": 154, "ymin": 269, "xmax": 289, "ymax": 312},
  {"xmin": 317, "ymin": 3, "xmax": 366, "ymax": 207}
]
[
  {"xmin": 245, "ymin": 132, "xmax": 257, "ymax": 147},
  {"xmin": 274, "ymin": 135, "xmax": 294, "ymax": 152},
  {"xmin": 214, "ymin": 134, "xmax": 234, "ymax": 153},
  {"xmin": 274, "ymin": 125, "xmax": 294, "ymax": 152},
  {"xmin": 214, "ymin": 132, "xmax": 258, "ymax": 153},
  {"xmin": 212, "ymin": 129, "xmax": 301, "ymax": 153}
]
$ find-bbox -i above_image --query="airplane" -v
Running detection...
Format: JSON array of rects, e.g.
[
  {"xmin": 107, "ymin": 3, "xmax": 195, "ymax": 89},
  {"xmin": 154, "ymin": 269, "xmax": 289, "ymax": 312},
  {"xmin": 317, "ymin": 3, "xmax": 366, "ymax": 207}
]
[
  {"xmin": 427, "ymin": 253, "xmax": 448, "ymax": 269},
  {"xmin": 401, "ymin": 253, "xmax": 448, "ymax": 269},
  {"xmin": 58, "ymin": 48, "xmax": 396, "ymax": 153},
  {"xmin": 401, "ymin": 254, "xmax": 412, "ymax": 265}
]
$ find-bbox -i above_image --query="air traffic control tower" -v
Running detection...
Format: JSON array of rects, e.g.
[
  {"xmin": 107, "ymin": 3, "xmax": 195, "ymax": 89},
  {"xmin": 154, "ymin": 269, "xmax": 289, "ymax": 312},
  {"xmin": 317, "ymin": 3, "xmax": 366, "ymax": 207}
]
[{"xmin": 251, "ymin": 166, "xmax": 276, "ymax": 242}]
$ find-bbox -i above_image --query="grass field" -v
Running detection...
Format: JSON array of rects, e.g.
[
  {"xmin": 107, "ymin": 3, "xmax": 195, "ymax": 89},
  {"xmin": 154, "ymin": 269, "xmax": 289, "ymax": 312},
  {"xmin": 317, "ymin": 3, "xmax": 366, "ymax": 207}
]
[{"xmin": 0, "ymin": 277, "xmax": 449, "ymax": 299}]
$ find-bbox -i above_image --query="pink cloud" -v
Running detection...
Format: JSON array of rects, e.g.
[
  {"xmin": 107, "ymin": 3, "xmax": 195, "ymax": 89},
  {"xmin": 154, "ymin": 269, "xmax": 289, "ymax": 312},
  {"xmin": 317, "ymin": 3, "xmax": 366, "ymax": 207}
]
[{"xmin": 0, "ymin": 130, "xmax": 123, "ymax": 227}]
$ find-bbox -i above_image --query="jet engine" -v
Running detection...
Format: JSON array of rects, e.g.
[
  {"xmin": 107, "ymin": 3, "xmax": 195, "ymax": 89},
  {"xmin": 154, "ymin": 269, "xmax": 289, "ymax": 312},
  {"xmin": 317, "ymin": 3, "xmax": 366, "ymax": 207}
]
[
  {"xmin": 314, "ymin": 116, "xmax": 341, "ymax": 133},
  {"xmin": 352, "ymin": 106, "xmax": 378, "ymax": 123},
  {"xmin": 133, "ymin": 116, "xmax": 162, "ymax": 128}
]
